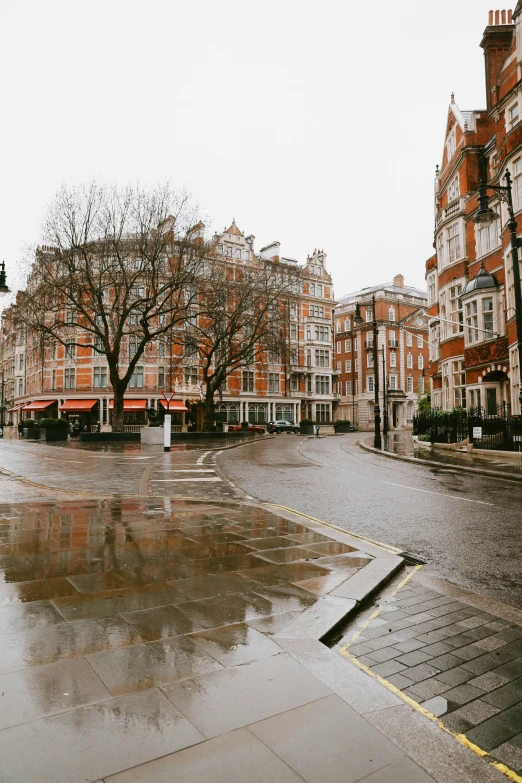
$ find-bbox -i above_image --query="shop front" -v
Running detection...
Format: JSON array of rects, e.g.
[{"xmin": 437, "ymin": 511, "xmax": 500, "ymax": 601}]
[
  {"xmin": 109, "ymin": 399, "xmax": 148, "ymax": 431},
  {"xmin": 22, "ymin": 399, "xmax": 59, "ymax": 421},
  {"xmin": 60, "ymin": 399, "xmax": 100, "ymax": 431}
]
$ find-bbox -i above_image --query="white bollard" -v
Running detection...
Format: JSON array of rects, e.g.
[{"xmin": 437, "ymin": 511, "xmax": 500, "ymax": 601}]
[{"xmin": 164, "ymin": 414, "xmax": 171, "ymax": 452}]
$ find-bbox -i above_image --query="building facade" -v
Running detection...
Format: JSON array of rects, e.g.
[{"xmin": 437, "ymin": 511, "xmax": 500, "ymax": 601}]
[
  {"xmin": 0, "ymin": 222, "xmax": 338, "ymax": 433},
  {"xmin": 333, "ymin": 275, "xmax": 428, "ymax": 431},
  {"xmin": 428, "ymin": 6, "xmax": 522, "ymax": 414}
]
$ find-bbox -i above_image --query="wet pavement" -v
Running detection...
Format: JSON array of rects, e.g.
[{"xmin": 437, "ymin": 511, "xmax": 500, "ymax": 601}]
[
  {"xmin": 379, "ymin": 431, "xmax": 522, "ymax": 477},
  {"xmin": 218, "ymin": 434, "xmax": 522, "ymax": 607},
  {"xmin": 337, "ymin": 568, "xmax": 522, "ymax": 776}
]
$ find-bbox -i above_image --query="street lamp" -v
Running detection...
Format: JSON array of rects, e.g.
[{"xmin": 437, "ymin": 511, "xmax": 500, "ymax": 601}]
[
  {"xmin": 381, "ymin": 344, "xmax": 388, "ymax": 436},
  {"xmin": 474, "ymin": 168, "xmax": 522, "ymax": 410},
  {"xmin": 0, "ymin": 262, "xmax": 9, "ymax": 297},
  {"xmin": 371, "ymin": 294, "xmax": 382, "ymax": 449}
]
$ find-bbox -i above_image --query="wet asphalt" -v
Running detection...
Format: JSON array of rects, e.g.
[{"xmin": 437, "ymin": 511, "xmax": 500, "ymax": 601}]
[{"xmin": 218, "ymin": 434, "xmax": 522, "ymax": 608}]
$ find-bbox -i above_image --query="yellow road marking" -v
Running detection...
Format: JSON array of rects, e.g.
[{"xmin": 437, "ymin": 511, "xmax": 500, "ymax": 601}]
[
  {"xmin": 337, "ymin": 565, "xmax": 522, "ymax": 783},
  {"xmin": 263, "ymin": 503, "xmax": 402, "ymax": 554}
]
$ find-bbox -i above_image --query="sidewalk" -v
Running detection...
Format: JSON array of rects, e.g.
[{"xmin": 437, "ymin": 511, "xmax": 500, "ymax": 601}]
[
  {"xmin": 0, "ymin": 466, "xmax": 514, "ymax": 781},
  {"xmin": 361, "ymin": 432, "xmax": 522, "ymax": 481}
]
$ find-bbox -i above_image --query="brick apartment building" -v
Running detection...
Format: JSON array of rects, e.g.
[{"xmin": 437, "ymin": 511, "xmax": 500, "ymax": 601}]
[
  {"xmin": 0, "ymin": 221, "xmax": 337, "ymax": 433},
  {"xmin": 333, "ymin": 275, "xmax": 428, "ymax": 431},
  {"xmin": 428, "ymin": 6, "xmax": 522, "ymax": 414}
]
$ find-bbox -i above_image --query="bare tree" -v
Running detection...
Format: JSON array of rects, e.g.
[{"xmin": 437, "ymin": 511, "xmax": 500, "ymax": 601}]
[
  {"xmin": 180, "ymin": 255, "xmax": 301, "ymax": 430},
  {"xmin": 17, "ymin": 183, "xmax": 209, "ymax": 431}
]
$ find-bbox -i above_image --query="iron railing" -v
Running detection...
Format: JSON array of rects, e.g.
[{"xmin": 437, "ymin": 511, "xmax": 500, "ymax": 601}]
[{"xmin": 413, "ymin": 405, "xmax": 522, "ymax": 452}]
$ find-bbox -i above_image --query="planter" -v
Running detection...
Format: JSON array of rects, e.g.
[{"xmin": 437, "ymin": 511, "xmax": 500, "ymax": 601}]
[
  {"xmin": 334, "ymin": 424, "xmax": 351, "ymax": 433},
  {"xmin": 22, "ymin": 429, "xmax": 36, "ymax": 440},
  {"xmin": 300, "ymin": 424, "xmax": 314, "ymax": 435},
  {"xmin": 40, "ymin": 427, "xmax": 68, "ymax": 442}
]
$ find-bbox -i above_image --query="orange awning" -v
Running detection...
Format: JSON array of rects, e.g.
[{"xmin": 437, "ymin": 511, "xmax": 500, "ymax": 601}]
[
  {"xmin": 7, "ymin": 404, "xmax": 24, "ymax": 413},
  {"xmin": 60, "ymin": 399, "xmax": 98, "ymax": 412},
  {"xmin": 108, "ymin": 399, "xmax": 148, "ymax": 411},
  {"xmin": 158, "ymin": 399, "xmax": 188, "ymax": 412},
  {"xmin": 23, "ymin": 400, "xmax": 56, "ymax": 412}
]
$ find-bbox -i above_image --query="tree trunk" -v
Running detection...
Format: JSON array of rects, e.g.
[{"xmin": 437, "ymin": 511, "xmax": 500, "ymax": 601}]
[
  {"xmin": 203, "ymin": 387, "xmax": 215, "ymax": 432},
  {"xmin": 110, "ymin": 365, "xmax": 125, "ymax": 433}
]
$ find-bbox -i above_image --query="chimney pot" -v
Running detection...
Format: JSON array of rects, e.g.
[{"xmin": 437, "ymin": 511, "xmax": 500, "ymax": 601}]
[
  {"xmin": 509, "ymin": 9, "xmax": 513, "ymax": 22},
  {"xmin": 495, "ymin": 9, "xmax": 500, "ymax": 23},
  {"xmin": 489, "ymin": 9, "xmax": 493, "ymax": 24},
  {"xmin": 501, "ymin": 9, "xmax": 506, "ymax": 23}
]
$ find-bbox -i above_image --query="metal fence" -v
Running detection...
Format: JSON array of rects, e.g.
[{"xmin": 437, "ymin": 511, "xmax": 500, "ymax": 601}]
[{"xmin": 413, "ymin": 406, "xmax": 522, "ymax": 452}]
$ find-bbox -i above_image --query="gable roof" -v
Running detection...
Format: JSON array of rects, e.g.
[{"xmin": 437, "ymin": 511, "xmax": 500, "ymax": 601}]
[{"xmin": 225, "ymin": 219, "xmax": 243, "ymax": 237}]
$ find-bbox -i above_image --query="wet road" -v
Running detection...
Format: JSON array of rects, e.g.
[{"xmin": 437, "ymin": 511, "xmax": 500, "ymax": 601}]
[{"xmin": 218, "ymin": 434, "xmax": 522, "ymax": 608}]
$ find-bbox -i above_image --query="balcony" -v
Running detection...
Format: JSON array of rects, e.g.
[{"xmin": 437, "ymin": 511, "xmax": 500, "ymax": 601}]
[
  {"xmin": 364, "ymin": 341, "xmax": 374, "ymax": 350},
  {"xmin": 389, "ymin": 340, "xmax": 397, "ymax": 349},
  {"xmin": 435, "ymin": 196, "xmax": 466, "ymax": 229}
]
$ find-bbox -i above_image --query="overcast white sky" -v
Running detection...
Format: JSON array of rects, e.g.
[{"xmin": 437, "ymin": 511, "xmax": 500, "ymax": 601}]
[{"xmin": 0, "ymin": 0, "xmax": 505, "ymax": 303}]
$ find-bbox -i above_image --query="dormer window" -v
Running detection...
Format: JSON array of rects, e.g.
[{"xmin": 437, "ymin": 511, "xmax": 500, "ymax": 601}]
[{"xmin": 447, "ymin": 128, "xmax": 457, "ymax": 160}]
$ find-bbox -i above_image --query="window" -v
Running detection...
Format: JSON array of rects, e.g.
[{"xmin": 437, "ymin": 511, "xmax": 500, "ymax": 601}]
[
  {"xmin": 336, "ymin": 341, "xmax": 341, "ymax": 354},
  {"xmin": 344, "ymin": 318, "xmax": 350, "ymax": 331},
  {"xmin": 447, "ymin": 223, "xmax": 461, "ymax": 264},
  {"xmin": 18, "ymin": 354, "xmax": 23, "ymax": 370},
  {"xmin": 428, "ymin": 274, "xmax": 437, "ymax": 305},
  {"xmin": 315, "ymin": 375, "xmax": 330, "ymax": 394},
  {"xmin": 418, "ymin": 355, "xmax": 424, "ymax": 370},
  {"xmin": 407, "ymin": 376, "xmax": 413, "ymax": 393},
  {"xmin": 158, "ymin": 340, "xmax": 166, "ymax": 357},
  {"xmin": 158, "ymin": 367, "xmax": 165, "ymax": 388},
  {"xmin": 309, "ymin": 283, "xmax": 315, "ymax": 296},
  {"xmin": 367, "ymin": 353, "xmax": 373, "ymax": 368},
  {"xmin": 515, "ymin": 158, "xmax": 522, "ymax": 211},
  {"xmin": 447, "ymin": 127, "xmax": 456, "ymax": 159},
  {"xmin": 268, "ymin": 351, "xmax": 279, "ymax": 364},
  {"xmin": 336, "ymin": 361, "xmax": 341, "ymax": 372},
  {"xmin": 452, "ymin": 360, "xmax": 466, "ymax": 407},
  {"xmin": 407, "ymin": 353, "xmax": 413, "ymax": 369},
  {"xmin": 316, "ymin": 284, "xmax": 323, "ymax": 297},
  {"xmin": 51, "ymin": 369, "xmax": 56, "ymax": 390},
  {"xmin": 389, "ymin": 330, "xmax": 396, "ymax": 347},
  {"xmin": 18, "ymin": 378, "xmax": 23, "ymax": 395},
  {"xmin": 269, "ymin": 373, "xmax": 280, "ymax": 393},
  {"xmin": 315, "ymin": 349, "xmax": 329, "ymax": 367},
  {"xmin": 447, "ymin": 174, "xmax": 460, "ymax": 202},
  {"xmin": 345, "ymin": 360, "xmax": 351, "ymax": 372},
  {"xmin": 93, "ymin": 366, "xmax": 107, "ymax": 388},
  {"xmin": 290, "ymin": 376, "xmax": 298, "ymax": 391},
  {"xmin": 345, "ymin": 380, "xmax": 352, "ymax": 396},
  {"xmin": 483, "ymin": 297, "xmax": 494, "ymax": 338},
  {"xmin": 336, "ymin": 321, "xmax": 341, "ymax": 333},
  {"xmin": 466, "ymin": 300, "xmax": 479, "ymax": 343},
  {"xmin": 65, "ymin": 310, "xmax": 76, "ymax": 325},
  {"xmin": 315, "ymin": 404, "xmax": 330, "ymax": 423},
  {"xmin": 314, "ymin": 325, "xmax": 329, "ymax": 340},
  {"xmin": 509, "ymin": 102, "xmax": 519, "ymax": 128},
  {"xmin": 65, "ymin": 341, "xmax": 76, "ymax": 358},
  {"xmin": 337, "ymin": 382, "xmax": 342, "ymax": 394},
  {"xmin": 418, "ymin": 377, "xmax": 424, "ymax": 394},
  {"xmin": 94, "ymin": 336, "xmax": 104, "ymax": 354},
  {"xmin": 406, "ymin": 333, "xmax": 412, "ymax": 347},
  {"xmin": 365, "ymin": 308, "xmax": 373, "ymax": 322},
  {"xmin": 367, "ymin": 375, "xmax": 374, "ymax": 393},
  {"xmin": 129, "ymin": 366, "xmax": 144, "ymax": 388},
  {"xmin": 234, "ymin": 247, "xmax": 241, "ymax": 260},
  {"xmin": 290, "ymin": 302, "xmax": 297, "ymax": 316},
  {"xmin": 390, "ymin": 352, "xmax": 396, "ymax": 367},
  {"xmin": 184, "ymin": 339, "xmax": 198, "ymax": 358},
  {"xmin": 290, "ymin": 324, "xmax": 297, "ymax": 339},
  {"xmin": 389, "ymin": 374, "xmax": 397, "ymax": 391},
  {"xmin": 64, "ymin": 367, "xmax": 75, "ymax": 389},
  {"xmin": 248, "ymin": 403, "xmax": 267, "ymax": 424},
  {"xmin": 129, "ymin": 311, "xmax": 139, "ymax": 325},
  {"xmin": 478, "ymin": 220, "xmax": 499, "ymax": 256},
  {"xmin": 345, "ymin": 340, "xmax": 351, "ymax": 352},
  {"xmin": 184, "ymin": 366, "xmax": 198, "ymax": 386},
  {"xmin": 388, "ymin": 307, "xmax": 395, "ymax": 321},
  {"xmin": 306, "ymin": 350, "xmax": 312, "ymax": 368},
  {"xmin": 242, "ymin": 371, "xmax": 254, "ymax": 392},
  {"xmin": 469, "ymin": 388, "xmax": 481, "ymax": 411},
  {"xmin": 366, "ymin": 332, "xmax": 373, "ymax": 347},
  {"xmin": 417, "ymin": 335, "xmax": 423, "ymax": 348},
  {"xmin": 129, "ymin": 339, "xmax": 137, "ymax": 359},
  {"xmin": 437, "ymin": 232, "xmax": 444, "ymax": 269},
  {"xmin": 311, "ymin": 305, "xmax": 324, "ymax": 317},
  {"xmin": 290, "ymin": 349, "xmax": 298, "ymax": 365}
]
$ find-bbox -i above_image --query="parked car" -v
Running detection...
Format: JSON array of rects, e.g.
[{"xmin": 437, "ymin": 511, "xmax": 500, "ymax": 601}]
[
  {"xmin": 266, "ymin": 420, "xmax": 300, "ymax": 434},
  {"xmin": 228, "ymin": 423, "xmax": 265, "ymax": 434}
]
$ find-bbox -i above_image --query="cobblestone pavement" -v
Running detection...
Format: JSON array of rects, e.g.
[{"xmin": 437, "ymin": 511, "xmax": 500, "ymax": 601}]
[{"xmin": 337, "ymin": 569, "xmax": 522, "ymax": 775}]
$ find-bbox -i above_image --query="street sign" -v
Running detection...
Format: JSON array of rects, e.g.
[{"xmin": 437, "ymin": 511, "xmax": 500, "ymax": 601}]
[
  {"xmin": 162, "ymin": 391, "xmax": 174, "ymax": 410},
  {"xmin": 473, "ymin": 426, "xmax": 483, "ymax": 439}
]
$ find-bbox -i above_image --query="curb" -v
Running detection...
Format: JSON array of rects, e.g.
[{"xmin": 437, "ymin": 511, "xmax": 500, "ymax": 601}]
[
  {"xmin": 358, "ymin": 439, "xmax": 522, "ymax": 483},
  {"xmin": 276, "ymin": 553, "xmax": 404, "ymax": 644}
]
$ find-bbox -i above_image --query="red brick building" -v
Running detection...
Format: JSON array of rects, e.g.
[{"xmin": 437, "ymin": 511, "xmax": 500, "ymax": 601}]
[
  {"xmin": 334, "ymin": 276, "xmax": 428, "ymax": 431},
  {"xmin": 428, "ymin": 7, "xmax": 522, "ymax": 414}
]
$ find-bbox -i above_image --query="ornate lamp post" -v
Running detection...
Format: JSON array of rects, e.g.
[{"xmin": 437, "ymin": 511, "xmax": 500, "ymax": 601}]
[
  {"xmin": 371, "ymin": 293, "xmax": 382, "ymax": 449},
  {"xmin": 382, "ymin": 344, "xmax": 388, "ymax": 436},
  {"xmin": 474, "ymin": 168, "xmax": 522, "ymax": 410}
]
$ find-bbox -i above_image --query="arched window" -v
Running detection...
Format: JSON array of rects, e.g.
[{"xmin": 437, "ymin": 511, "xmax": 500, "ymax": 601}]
[{"xmin": 248, "ymin": 404, "xmax": 267, "ymax": 424}]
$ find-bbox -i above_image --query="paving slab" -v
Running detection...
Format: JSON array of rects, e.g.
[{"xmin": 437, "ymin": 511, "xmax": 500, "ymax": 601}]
[
  {"xmin": 0, "ymin": 688, "xmax": 204, "ymax": 783},
  {"xmin": 161, "ymin": 652, "xmax": 332, "ymax": 738}
]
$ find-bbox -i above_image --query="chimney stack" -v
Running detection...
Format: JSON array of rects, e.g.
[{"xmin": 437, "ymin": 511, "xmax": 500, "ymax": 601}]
[
  {"xmin": 481, "ymin": 10, "xmax": 515, "ymax": 111},
  {"xmin": 394, "ymin": 274, "xmax": 405, "ymax": 289}
]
